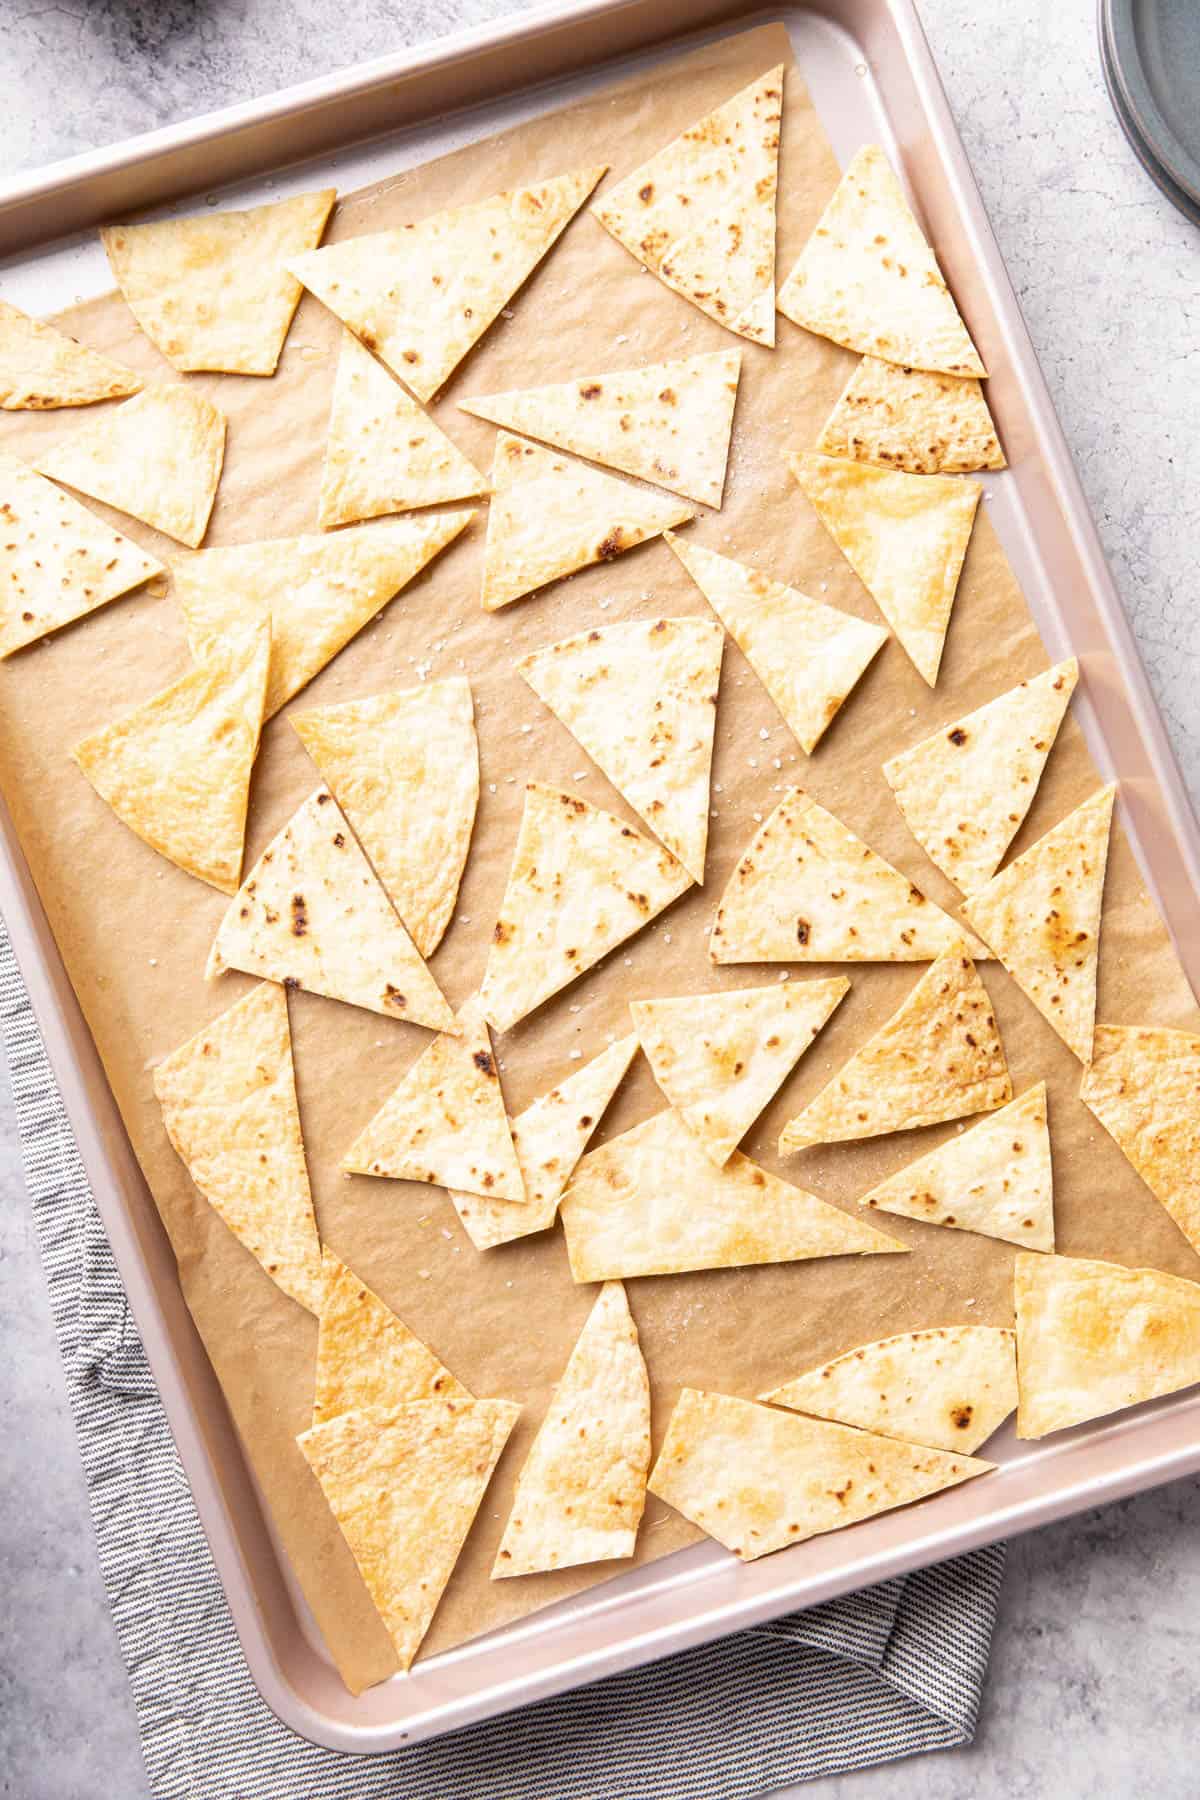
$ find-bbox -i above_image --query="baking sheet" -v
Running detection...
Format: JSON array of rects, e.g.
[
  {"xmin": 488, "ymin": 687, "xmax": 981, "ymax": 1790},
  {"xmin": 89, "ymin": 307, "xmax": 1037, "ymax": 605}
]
[{"xmin": 0, "ymin": 18, "xmax": 1197, "ymax": 1697}]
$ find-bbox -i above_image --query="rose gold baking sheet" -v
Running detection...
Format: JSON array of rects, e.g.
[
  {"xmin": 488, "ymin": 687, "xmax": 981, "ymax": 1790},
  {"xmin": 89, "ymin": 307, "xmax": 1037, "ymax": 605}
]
[{"xmin": 2, "ymin": 0, "xmax": 1200, "ymax": 1754}]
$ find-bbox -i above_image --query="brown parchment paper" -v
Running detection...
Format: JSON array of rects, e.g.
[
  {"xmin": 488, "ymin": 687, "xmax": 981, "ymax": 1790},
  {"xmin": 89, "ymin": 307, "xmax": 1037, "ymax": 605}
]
[{"xmin": 1, "ymin": 22, "xmax": 1197, "ymax": 1696}]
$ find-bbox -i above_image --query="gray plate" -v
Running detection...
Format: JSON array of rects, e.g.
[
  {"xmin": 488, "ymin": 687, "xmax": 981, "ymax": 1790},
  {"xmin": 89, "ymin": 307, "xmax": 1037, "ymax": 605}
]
[{"xmin": 1100, "ymin": 0, "xmax": 1200, "ymax": 225}]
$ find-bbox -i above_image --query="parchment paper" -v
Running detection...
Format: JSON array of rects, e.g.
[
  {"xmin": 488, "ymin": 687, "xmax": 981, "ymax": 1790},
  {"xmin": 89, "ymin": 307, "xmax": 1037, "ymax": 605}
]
[{"xmin": 0, "ymin": 22, "xmax": 1196, "ymax": 1695}]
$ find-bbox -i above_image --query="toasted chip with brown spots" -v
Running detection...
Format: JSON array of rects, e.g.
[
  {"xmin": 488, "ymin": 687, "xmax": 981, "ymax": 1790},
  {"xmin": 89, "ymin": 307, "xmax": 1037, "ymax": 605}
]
[
  {"xmin": 0, "ymin": 299, "xmax": 141, "ymax": 409},
  {"xmin": 816, "ymin": 356, "xmax": 1003, "ymax": 474},
  {"xmin": 1080, "ymin": 1026, "xmax": 1200, "ymax": 1255},
  {"xmin": 312, "ymin": 1249, "xmax": 470, "ymax": 1424}
]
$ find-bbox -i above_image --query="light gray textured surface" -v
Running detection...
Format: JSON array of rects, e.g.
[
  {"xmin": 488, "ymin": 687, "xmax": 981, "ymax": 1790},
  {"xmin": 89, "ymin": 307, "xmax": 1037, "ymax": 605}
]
[{"xmin": 0, "ymin": 3, "xmax": 1197, "ymax": 1798}]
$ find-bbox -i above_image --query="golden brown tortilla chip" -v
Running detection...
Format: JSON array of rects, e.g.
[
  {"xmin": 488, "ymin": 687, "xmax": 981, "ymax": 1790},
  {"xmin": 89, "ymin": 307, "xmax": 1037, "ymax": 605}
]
[
  {"xmin": 0, "ymin": 299, "xmax": 141, "ymax": 409},
  {"xmin": 816, "ymin": 356, "xmax": 1004, "ymax": 474},
  {"xmin": 313, "ymin": 1249, "xmax": 469, "ymax": 1424},
  {"xmin": 1080, "ymin": 1026, "xmax": 1200, "ymax": 1256}
]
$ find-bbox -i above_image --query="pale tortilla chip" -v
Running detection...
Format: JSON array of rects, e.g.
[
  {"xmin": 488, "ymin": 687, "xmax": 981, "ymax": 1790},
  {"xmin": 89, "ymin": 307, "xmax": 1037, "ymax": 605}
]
[
  {"xmin": 479, "ymin": 783, "xmax": 693, "ymax": 1033},
  {"xmin": 780, "ymin": 944, "xmax": 1011, "ymax": 1152},
  {"xmin": 1081, "ymin": 1026, "xmax": 1200, "ymax": 1256},
  {"xmin": 1014, "ymin": 1252, "xmax": 1200, "ymax": 1439},
  {"xmin": 665, "ymin": 532, "xmax": 887, "ymax": 754},
  {"xmin": 72, "ymin": 621, "xmax": 269, "ymax": 893},
  {"xmin": 207, "ymin": 788, "xmax": 454, "ymax": 1029},
  {"xmin": 153, "ymin": 981, "xmax": 323, "ymax": 1312},
  {"xmin": 816, "ymin": 357, "xmax": 1004, "ymax": 474},
  {"xmin": 35, "ymin": 383, "xmax": 225, "ymax": 547},
  {"xmin": 776, "ymin": 145, "xmax": 985, "ymax": 377},
  {"xmin": 648, "ymin": 1390, "xmax": 991, "ymax": 1559},
  {"xmin": 592, "ymin": 66, "xmax": 782, "ymax": 344},
  {"xmin": 291, "ymin": 677, "xmax": 478, "ymax": 960},
  {"xmin": 962, "ymin": 784, "xmax": 1115, "ymax": 1063},
  {"xmin": 494, "ymin": 1282, "xmax": 650, "ymax": 1577},
  {"xmin": 481, "ymin": 431, "xmax": 691, "ymax": 612},
  {"xmin": 175, "ymin": 512, "xmax": 471, "ymax": 719},
  {"xmin": 518, "ymin": 617, "xmax": 723, "ymax": 882},
  {"xmin": 0, "ymin": 451, "xmax": 163, "ymax": 658},
  {"xmin": 884, "ymin": 660, "xmax": 1078, "ymax": 895},
  {"xmin": 297, "ymin": 1398, "xmax": 519, "ymax": 1670},
  {"xmin": 459, "ymin": 349, "xmax": 742, "ymax": 508},
  {"xmin": 313, "ymin": 1249, "xmax": 469, "ymax": 1424},
  {"xmin": 0, "ymin": 299, "xmax": 141, "ymax": 409},
  {"xmin": 560, "ymin": 1107, "xmax": 904, "ymax": 1282},
  {"xmin": 288, "ymin": 168, "xmax": 605, "ymax": 402},
  {"xmin": 631, "ymin": 976, "xmax": 849, "ymax": 1167},
  {"xmin": 101, "ymin": 189, "xmax": 335, "ymax": 376},
  {"xmin": 788, "ymin": 452, "xmax": 980, "ymax": 686},
  {"xmin": 859, "ymin": 1083, "xmax": 1054, "ymax": 1251}
]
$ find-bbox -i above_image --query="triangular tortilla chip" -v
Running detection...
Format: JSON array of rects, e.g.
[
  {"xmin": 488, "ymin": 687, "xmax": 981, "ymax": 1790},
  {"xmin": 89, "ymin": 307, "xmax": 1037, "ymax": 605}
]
[
  {"xmin": 788, "ymin": 452, "xmax": 981, "ymax": 686},
  {"xmin": 816, "ymin": 356, "xmax": 1004, "ymax": 474},
  {"xmin": 175, "ymin": 512, "xmax": 471, "ymax": 719},
  {"xmin": 764, "ymin": 1326, "xmax": 1017, "ymax": 1455},
  {"xmin": 72, "ymin": 621, "xmax": 269, "ymax": 893},
  {"xmin": 648, "ymin": 1389, "xmax": 991, "ymax": 1559},
  {"xmin": 313, "ymin": 1249, "xmax": 469, "ymax": 1424},
  {"xmin": 1081, "ymin": 1026, "xmax": 1200, "ymax": 1256},
  {"xmin": 859, "ymin": 1083, "xmax": 1054, "ymax": 1251},
  {"xmin": 288, "ymin": 168, "xmax": 605, "ymax": 402},
  {"xmin": 0, "ymin": 451, "xmax": 163, "ymax": 657},
  {"xmin": 297, "ymin": 1398, "xmax": 519, "ymax": 1670},
  {"xmin": 665, "ymin": 533, "xmax": 887, "ymax": 754},
  {"xmin": 631, "ymin": 976, "xmax": 850, "ymax": 1167},
  {"xmin": 0, "ymin": 299, "xmax": 141, "ymax": 410},
  {"xmin": 518, "ymin": 617, "xmax": 723, "ymax": 882},
  {"xmin": 479, "ymin": 784, "xmax": 693, "ymax": 1033},
  {"xmin": 449, "ymin": 1034, "xmax": 639, "ymax": 1251},
  {"xmin": 494, "ymin": 1282, "xmax": 650, "ymax": 1577},
  {"xmin": 101, "ymin": 190, "xmax": 335, "ymax": 376},
  {"xmin": 291, "ymin": 677, "xmax": 478, "ymax": 960},
  {"xmin": 481, "ymin": 432, "xmax": 692, "ymax": 612},
  {"xmin": 459, "ymin": 349, "xmax": 742, "ymax": 508},
  {"xmin": 780, "ymin": 944, "xmax": 1011, "ymax": 1152},
  {"xmin": 560, "ymin": 1107, "xmax": 904, "ymax": 1282},
  {"xmin": 962, "ymin": 785, "xmax": 1115, "ymax": 1063},
  {"xmin": 35, "ymin": 383, "xmax": 225, "ymax": 547},
  {"xmin": 1014, "ymin": 1252, "xmax": 1200, "ymax": 1439},
  {"xmin": 776, "ymin": 145, "xmax": 985, "ymax": 377},
  {"xmin": 207, "ymin": 788, "xmax": 454, "ymax": 1029},
  {"xmin": 884, "ymin": 660, "xmax": 1079, "ymax": 896},
  {"xmin": 153, "ymin": 982, "xmax": 323, "ymax": 1312},
  {"xmin": 711, "ymin": 788, "xmax": 985, "ymax": 964},
  {"xmin": 343, "ymin": 997, "xmax": 523, "ymax": 1201},
  {"xmin": 592, "ymin": 66, "xmax": 783, "ymax": 345}
]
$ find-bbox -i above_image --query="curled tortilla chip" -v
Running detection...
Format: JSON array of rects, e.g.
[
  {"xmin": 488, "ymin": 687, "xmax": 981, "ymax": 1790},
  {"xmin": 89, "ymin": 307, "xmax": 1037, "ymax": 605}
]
[
  {"xmin": 1080, "ymin": 1026, "xmax": 1200, "ymax": 1257},
  {"xmin": 816, "ymin": 357, "xmax": 1003, "ymax": 474},
  {"xmin": 0, "ymin": 299, "xmax": 140, "ymax": 409},
  {"xmin": 313, "ymin": 1249, "xmax": 469, "ymax": 1424}
]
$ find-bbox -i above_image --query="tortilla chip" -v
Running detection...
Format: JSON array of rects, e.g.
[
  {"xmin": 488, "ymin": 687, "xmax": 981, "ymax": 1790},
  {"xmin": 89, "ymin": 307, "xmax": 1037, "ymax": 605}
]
[
  {"xmin": 35, "ymin": 384, "xmax": 225, "ymax": 547},
  {"xmin": 207, "ymin": 788, "xmax": 454, "ymax": 1029},
  {"xmin": 648, "ymin": 1389, "xmax": 992, "ymax": 1559},
  {"xmin": 665, "ymin": 533, "xmax": 886, "ymax": 754},
  {"xmin": 153, "ymin": 981, "xmax": 323, "ymax": 1312},
  {"xmin": 72, "ymin": 621, "xmax": 269, "ymax": 893},
  {"xmin": 1014, "ymin": 1252, "xmax": 1200, "ymax": 1439},
  {"xmin": 288, "ymin": 168, "xmax": 605, "ymax": 402},
  {"xmin": 459, "ymin": 349, "xmax": 742, "ymax": 508},
  {"xmin": 343, "ymin": 997, "xmax": 523, "ymax": 1201},
  {"xmin": 481, "ymin": 432, "xmax": 691, "ymax": 612},
  {"xmin": 494, "ymin": 1282, "xmax": 650, "ymax": 1577},
  {"xmin": 788, "ymin": 452, "xmax": 981, "ymax": 686},
  {"xmin": 313, "ymin": 1248, "xmax": 469, "ymax": 1424},
  {"xmin": 175, "ymin": 512, "xmax": 471, "ymax": 719},
  {"xmin": 816, "ymin": 357, "xmax": 1004, "ymax": 474},
  {"xmin": 859, "ymin": 1083, "xmax": 1054, "ymax": 1251},
  {"xmin": 297, "ymin": 1397, "xmax": 519, "ymax": 1670},
  {"xmin": 518, "ymin": 617, "xmax": 723, "ymax": 882},
  {"xmin": 776, "ymin": 145, "xmax": 985, "ymax": 377},
  {"xmin": 962, "ymin": 784, "xmax": 1115, "ymax": 1063},
  {"xmin": 0, "ymin": 299, "xmax": 141, "ymax": 409},
  {"xmin": 291, "ymin": 677, "xmax": 478, "ymax": 960},
  {"xmin": 478, "ymin": 783, "xmax": 693, "ymax": 1033},
  {"xmin": 779, "ymin": 944, "xmax": 1011, "ymax": 1152},
  {"xmin": 631, "ymin": 976, "xmax": 849, "ymax": 1167},
  {"xmin": 710, "ymin": 788, "xmax": 985, "ymax": 964},
  {"xmin": 592, "ymin": 66, "xmax": 782, "ymax": 344},
  {"xmin": 763, "ymin": 1325, "xmax": 1017, "ymax": 1454},
  {"xmin": 884, "ymin": 660, "xmax": 1078, "ymax": 895},
  {"xmin": 1080, "ymin": 1026, "xmax": 1200, "ymax": 1256},
  {"xmin": 560, "ymin": 1107, "xmax": 904, "ymax": 1282},
  {"xmin": 101, "ymin": 189, "xmax": 335, "ymax": 376},
  {"xmin": 0, "ymin": 451, "xmax": 163, "ymax": 658}
]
